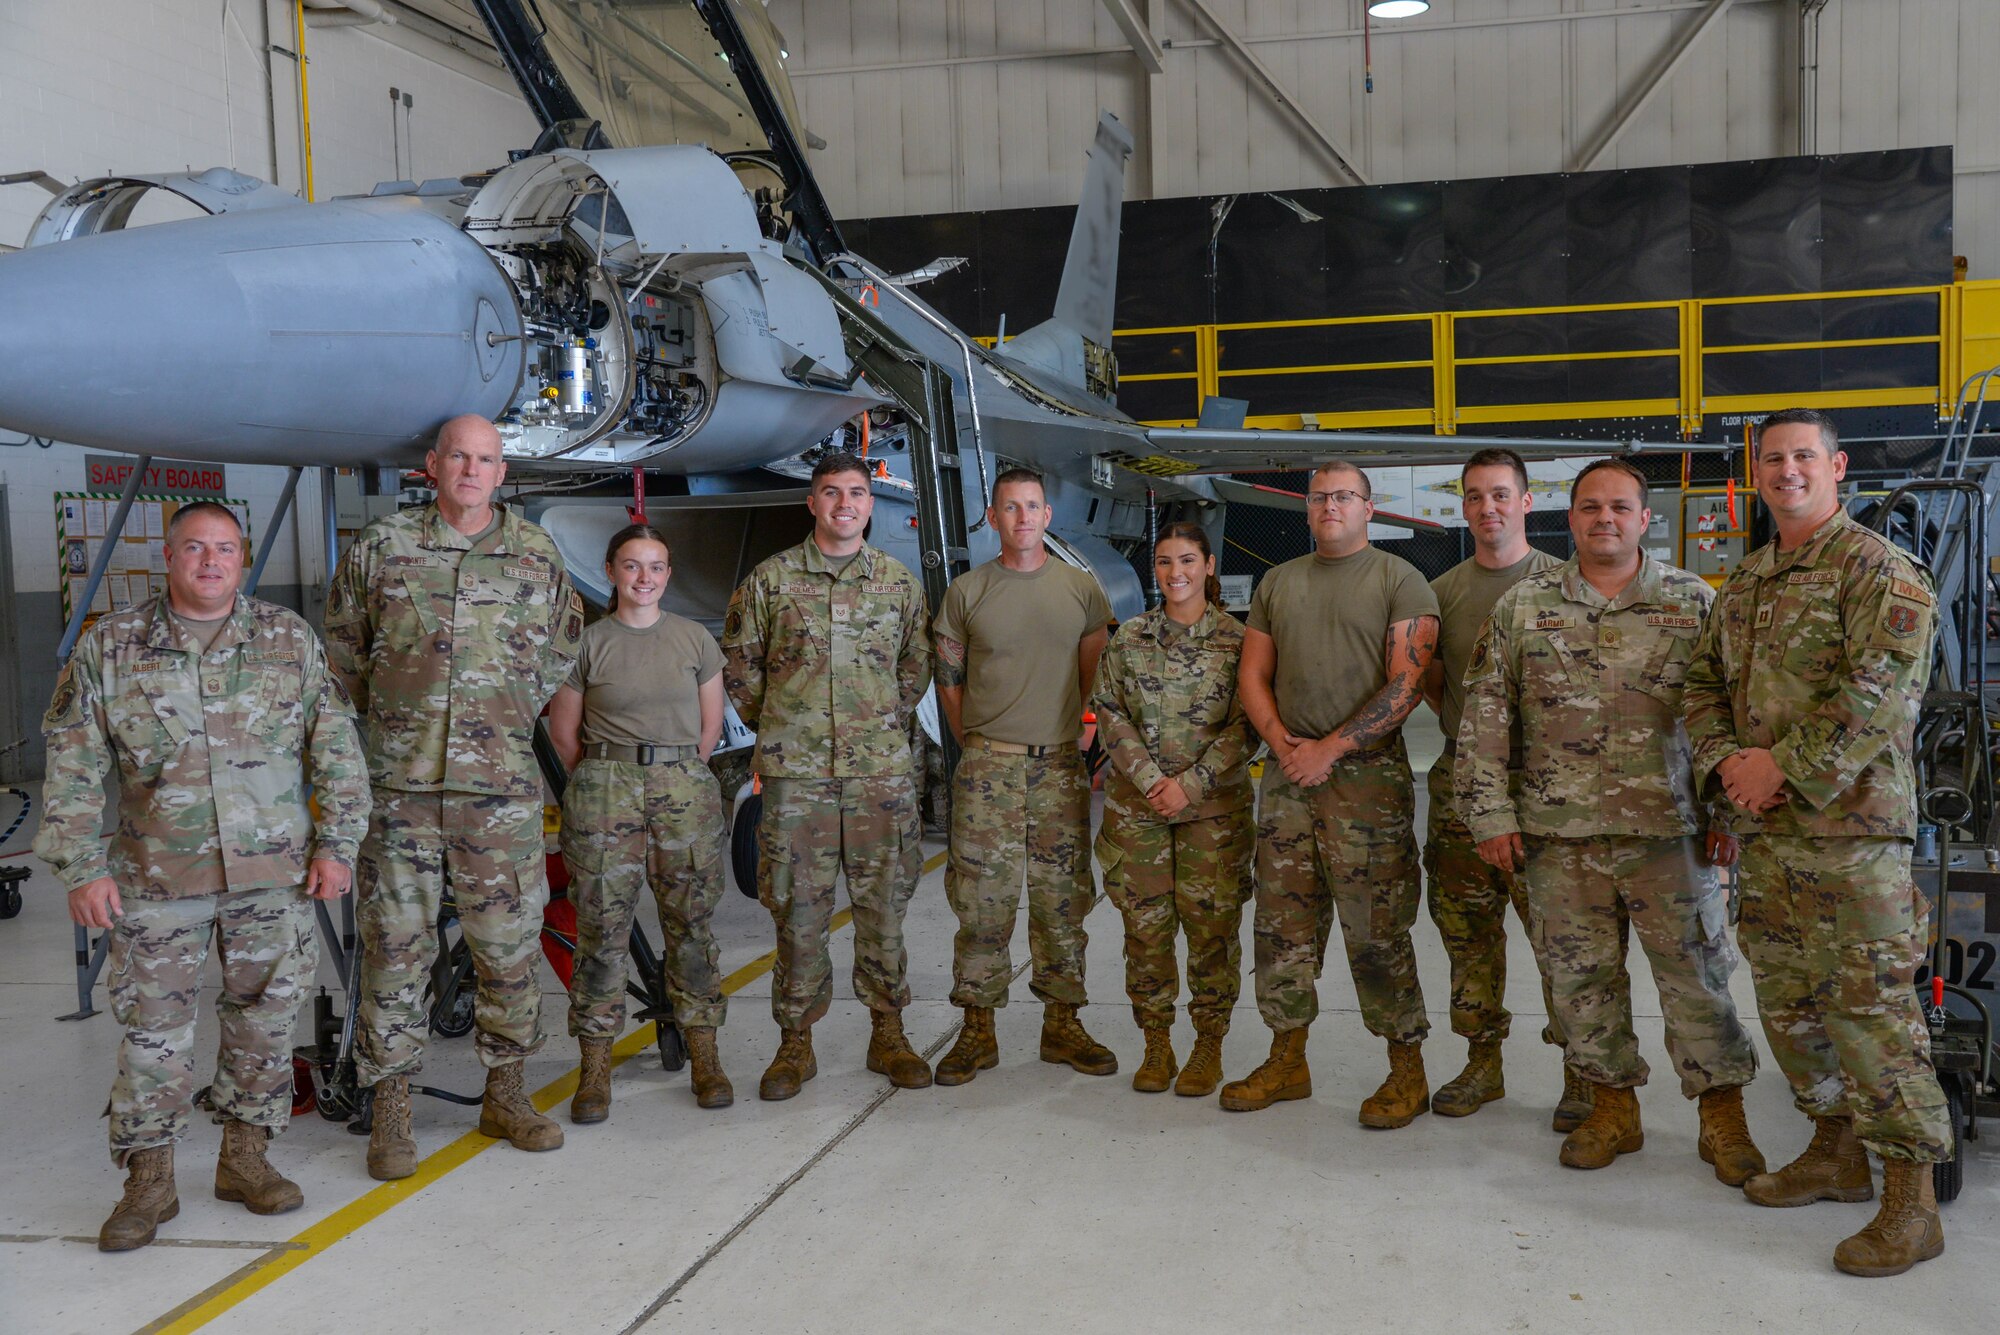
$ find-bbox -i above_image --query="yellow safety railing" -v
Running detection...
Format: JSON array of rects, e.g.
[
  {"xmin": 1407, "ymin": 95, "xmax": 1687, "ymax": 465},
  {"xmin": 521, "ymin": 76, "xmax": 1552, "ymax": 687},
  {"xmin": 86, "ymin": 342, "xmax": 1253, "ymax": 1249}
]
[{"xmin": 1066, "ymin": 279, "xmax": 2000, "ymax": 437}]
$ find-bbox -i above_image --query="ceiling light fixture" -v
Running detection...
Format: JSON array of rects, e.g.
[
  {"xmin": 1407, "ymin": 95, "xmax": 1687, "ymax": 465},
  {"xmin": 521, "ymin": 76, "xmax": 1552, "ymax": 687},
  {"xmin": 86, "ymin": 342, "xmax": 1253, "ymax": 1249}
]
[{"xmin": 1368, "ymin": 1, "xmax": 1430, "ymax": 16}]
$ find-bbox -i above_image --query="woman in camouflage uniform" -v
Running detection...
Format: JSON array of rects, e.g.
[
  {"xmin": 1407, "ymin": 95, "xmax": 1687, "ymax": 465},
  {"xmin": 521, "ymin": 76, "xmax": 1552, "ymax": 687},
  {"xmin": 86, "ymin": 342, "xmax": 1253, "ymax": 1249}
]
[
  {"xmin": 547, "ymin": 524, "xmax": 733, "ymax": 1116},
  {"xmin": 1091, "ymin": 524, "xmax": 1257, "ymax": 1095}
]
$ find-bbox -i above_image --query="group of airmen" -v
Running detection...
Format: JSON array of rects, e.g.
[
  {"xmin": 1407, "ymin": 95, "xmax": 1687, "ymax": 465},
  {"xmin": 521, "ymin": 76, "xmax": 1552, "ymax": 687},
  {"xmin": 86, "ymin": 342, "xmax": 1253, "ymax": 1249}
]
[{"xmin": 37, "ymin": 405, "xmax": 1950, "ymax": 1280}]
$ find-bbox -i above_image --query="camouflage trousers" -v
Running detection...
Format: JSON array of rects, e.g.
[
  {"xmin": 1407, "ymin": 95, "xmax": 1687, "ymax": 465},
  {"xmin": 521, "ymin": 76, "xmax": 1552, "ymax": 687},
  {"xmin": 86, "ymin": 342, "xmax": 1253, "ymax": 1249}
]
[
  {"xmin": 106, "ymin": 883, "xmax": 316, "ymax": 1165},
  {"xmin": 355, "ymin": 788, "xmax": 549, "ymax": 1084},
  {"xmin": 759, "ymin": 773, "xmax": 923, "ymax": 1029},
  {"xmin": 1521, "ymin": 834, "xmax": 1757, "ymax": 1098},
  {"xmin": 562, "ymin": 757, "xmax": 728, "ymax": 1038},
  {"xmin": 1738, "ymin": 835, "xmax": 1952, "ymax": 1162},
  {"xmin": 1097, "ymin": 804, "xmax": 1254, "ymax": 1032},
  {"xmin": 946, "ymin": 744, "xmax": 1093, "ymax": 1009},
  {"xmin": 1253, "ymin": 740, "xmax": 1427, "ymax": 1041},
  {"xmin": 1424, "ymin": 760, "xmax": 1566, "ymax": 1048}
]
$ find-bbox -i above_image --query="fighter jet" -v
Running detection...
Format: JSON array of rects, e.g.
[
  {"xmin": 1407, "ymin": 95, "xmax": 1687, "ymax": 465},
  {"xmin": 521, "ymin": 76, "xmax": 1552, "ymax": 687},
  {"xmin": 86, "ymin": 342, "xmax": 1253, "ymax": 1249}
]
[{"xmin": 0, "ymin": 0, "xmax": 1697, "ymax": 623}]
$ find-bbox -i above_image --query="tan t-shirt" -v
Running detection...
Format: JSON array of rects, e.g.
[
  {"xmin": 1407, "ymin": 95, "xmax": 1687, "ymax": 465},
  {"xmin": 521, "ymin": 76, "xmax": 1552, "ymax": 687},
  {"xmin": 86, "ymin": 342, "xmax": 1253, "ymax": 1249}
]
[
  {"xmin": 168, "ymin": 606, "xmax": 234, "ymax": 655},
  {"xmin": 934, "ymin": 557, "xmax": 1113, "ymax": 746},
  {"xmin": 1246, "ymin": 545, "xmax": 1438, "ymax": 739},
  {"xmin": 1431, "ymin": 547, "xmax": 1562, "ymax": 741},
  {"xmin": 565, "ymin": 612, "xmax": 724, "ymax": 748}
]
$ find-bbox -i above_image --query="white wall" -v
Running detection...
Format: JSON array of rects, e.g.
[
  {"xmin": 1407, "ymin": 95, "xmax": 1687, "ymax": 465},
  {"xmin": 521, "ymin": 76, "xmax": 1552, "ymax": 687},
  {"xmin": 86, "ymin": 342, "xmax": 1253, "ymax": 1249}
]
[{"xmin": 769, "ymin": 0, "xmax": 2000, "ymax": 277}]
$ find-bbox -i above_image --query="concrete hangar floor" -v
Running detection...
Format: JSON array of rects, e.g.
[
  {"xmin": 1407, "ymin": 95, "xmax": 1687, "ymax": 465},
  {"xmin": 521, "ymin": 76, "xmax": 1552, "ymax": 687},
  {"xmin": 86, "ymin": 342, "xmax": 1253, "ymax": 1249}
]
[{"xmin": 2, "ymin": 711, "xmax": 1995, "ymax": 1334}]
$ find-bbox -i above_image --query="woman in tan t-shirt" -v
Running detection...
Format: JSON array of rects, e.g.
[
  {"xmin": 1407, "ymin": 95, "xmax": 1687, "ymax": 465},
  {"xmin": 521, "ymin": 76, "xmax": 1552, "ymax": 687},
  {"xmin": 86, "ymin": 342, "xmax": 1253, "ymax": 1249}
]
[
  {"xmin": 547, "ymin": 524, "xmax": 733, "ymax": 1116},
  {"xmin": 1090, "ymin": 524, "xmax": 1257, "ymax": 1096}
]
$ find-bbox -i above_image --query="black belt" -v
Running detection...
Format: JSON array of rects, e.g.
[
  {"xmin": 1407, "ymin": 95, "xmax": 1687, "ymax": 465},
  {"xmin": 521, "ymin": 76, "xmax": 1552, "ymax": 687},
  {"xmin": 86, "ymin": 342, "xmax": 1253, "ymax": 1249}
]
[{"xmin": 583, "ymin": 742, "xmax": 699, "ymax": 765}]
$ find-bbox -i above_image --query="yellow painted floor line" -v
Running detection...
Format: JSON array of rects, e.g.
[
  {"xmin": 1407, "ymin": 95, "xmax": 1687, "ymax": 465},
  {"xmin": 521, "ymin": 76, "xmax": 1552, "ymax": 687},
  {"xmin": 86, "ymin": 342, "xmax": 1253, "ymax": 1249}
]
[{"xmin": 141, "ymin": 849, "xmax": 946, "ymax": 1335}]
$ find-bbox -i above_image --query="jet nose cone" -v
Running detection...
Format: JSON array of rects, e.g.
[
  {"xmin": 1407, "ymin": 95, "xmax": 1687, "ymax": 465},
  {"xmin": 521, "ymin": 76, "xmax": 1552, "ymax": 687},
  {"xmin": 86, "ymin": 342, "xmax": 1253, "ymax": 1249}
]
[{"xmin": 0, "ymin": 198, "xmax": 523, "ymax": 465}]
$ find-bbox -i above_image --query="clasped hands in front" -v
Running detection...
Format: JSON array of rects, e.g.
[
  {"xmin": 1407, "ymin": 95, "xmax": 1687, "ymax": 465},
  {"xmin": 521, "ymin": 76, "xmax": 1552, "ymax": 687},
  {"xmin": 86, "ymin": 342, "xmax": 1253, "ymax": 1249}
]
[{"xmin": 1269, "ymin": 732, "xmax": 1351, "ymax": 789}]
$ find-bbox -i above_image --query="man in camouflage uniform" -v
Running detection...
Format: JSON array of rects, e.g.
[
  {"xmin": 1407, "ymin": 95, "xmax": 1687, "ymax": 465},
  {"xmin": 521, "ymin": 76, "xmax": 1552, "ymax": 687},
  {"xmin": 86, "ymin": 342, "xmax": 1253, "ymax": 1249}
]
[
  {"xmin": 1685, "ymin": 407, "xmax": 1950, "ymax": 1276},
  {"xmin": 326, "ymin": 414, "xmax": 584, "ymax": 1178},
  {"xmin": 1458, "ymin": 458, "xmax": 1763, "ymax": 1181},
  {"xmin": 36, "ymin": 502, "xmax": 369, "ymax": 1251},
  {"xmin": 933, "ymin": 467, "xmax": 1118, "ymax": 1084},
  {"xmin": 1420, "ymin": 448, "xmax": 1574, "ymax": 1126},
  {"xmin": 1226, "ymin": 461, "xmax": 1438, "ymax": 1125},
  {"xmin": 722, "ymin": 452, "xmax": 934, "ymax": 1099}
]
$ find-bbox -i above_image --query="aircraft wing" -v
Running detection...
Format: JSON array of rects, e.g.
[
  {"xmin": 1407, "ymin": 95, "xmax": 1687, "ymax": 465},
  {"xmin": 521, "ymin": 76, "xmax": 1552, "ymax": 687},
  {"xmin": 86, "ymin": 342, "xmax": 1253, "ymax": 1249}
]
[
  {"xmin": 1203, "ymin": 476, "xmax": 1444, "ymax": 531},
  {"xmin": 1127, "ymin": 426, "xmax": 1725, "ymax": 476}
]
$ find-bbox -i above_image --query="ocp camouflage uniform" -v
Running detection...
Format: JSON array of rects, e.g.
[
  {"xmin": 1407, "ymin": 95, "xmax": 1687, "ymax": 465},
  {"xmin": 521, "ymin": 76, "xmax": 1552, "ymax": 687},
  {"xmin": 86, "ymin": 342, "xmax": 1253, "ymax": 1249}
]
[
  {"xmin": 1426, "ymin": 758, "xmax": 1562, "ymax": 1047},
  {"xmin": 1684, "ymin": 511, "xmax": 1950, "ymax": 1161},
  {"xmin": 562, "ymin": 756, "xmax": 727, "ymax": 1035},
  {"xmin": 1091, "ymin": 606, "xmax": 1256, "ymax": 1033},
  {"xmin": 1426, "ymin": 549, "xmax": 1566, "ymax": 1050},
  {"xmin": 722, "ymin": 539, "xmax": 930, "ymax": 1028},
  {"xmin": 325, "ymin": 502, "xmax": 584, "ymax": 1083},
  {"xmin": 1458, "ymin": 556, "xmax": 1758, "ymax": 1098},
  {"xmin": 35, "ymin": 594, "xmax": 370, "ymax": 1163},
  {"xmin": 1256, "ymin": 742, "xmax": 1427, "ymax": 1039}
]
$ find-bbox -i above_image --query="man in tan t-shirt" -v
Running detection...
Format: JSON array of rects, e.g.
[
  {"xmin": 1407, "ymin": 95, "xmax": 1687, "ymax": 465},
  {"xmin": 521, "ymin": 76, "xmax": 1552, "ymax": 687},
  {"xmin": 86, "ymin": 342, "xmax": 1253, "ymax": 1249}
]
[
  {"xmin": 1222, "ymin": 460, "xmax": 1440, "ymax": 1128},
  {"xmin": 932, "ymin": 467, "xmax": 1118, "ymax": 1084},
  {"xmin": 1420, "ymin": 448, "xmax": 1573, "ymax": 1126}
]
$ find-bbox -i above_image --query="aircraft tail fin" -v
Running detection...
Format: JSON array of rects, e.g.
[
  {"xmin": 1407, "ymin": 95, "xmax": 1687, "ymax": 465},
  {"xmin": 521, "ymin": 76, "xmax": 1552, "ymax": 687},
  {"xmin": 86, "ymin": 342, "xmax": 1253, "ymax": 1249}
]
[{"xmin": 1051, "ymin": 110, "xmax": 1135, "ymax": 348}]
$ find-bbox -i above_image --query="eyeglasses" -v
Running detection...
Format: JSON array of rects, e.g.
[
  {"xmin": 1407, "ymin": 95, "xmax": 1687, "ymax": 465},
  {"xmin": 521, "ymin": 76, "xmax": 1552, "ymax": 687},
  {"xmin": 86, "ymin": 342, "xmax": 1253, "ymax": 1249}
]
[{"xmin": 1305, "ymin": 489, "xmax": 1367, "ymax": 509}]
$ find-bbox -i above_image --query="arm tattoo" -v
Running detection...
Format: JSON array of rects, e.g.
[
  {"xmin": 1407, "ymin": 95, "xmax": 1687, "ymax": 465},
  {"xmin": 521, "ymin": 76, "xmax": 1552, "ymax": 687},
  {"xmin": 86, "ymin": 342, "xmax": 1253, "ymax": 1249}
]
[
  {"xmin": 1331, "ymin": 615, "xmax": 1437, "ymax": 753},
  {"xmin": 935, "ymin": 635, "xmax": 967, "ymax": 688}
]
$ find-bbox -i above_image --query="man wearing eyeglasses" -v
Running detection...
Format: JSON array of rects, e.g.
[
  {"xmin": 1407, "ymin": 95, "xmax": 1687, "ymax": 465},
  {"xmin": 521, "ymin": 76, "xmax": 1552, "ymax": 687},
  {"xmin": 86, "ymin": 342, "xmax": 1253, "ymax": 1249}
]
[{"xmin": 1224, "ymin": 462, "xmax": 1439, "ymax": 1126}]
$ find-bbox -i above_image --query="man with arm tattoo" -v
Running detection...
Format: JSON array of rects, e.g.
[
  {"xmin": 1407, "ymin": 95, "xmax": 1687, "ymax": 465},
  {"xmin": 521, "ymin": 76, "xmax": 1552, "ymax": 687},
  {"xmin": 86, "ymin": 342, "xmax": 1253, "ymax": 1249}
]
[
  {"xmin": 1457, "ymin": 458, "xmax": 1762, "ymax": 1178},
  {"xmin": 1223, "ymin": 461, "xmax": 1440, "ymax": 1126}
]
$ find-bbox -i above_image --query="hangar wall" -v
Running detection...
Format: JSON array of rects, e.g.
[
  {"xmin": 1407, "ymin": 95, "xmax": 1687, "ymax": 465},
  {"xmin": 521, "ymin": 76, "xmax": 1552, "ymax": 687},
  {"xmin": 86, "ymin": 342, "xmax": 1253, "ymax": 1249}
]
[
  {"xmin": 770, "ymin": 0, "xmax": 2000, "ymax": 280},
  {"xmin": 0, "ymin": 0, "xmax": 540, "ymax": 778}
]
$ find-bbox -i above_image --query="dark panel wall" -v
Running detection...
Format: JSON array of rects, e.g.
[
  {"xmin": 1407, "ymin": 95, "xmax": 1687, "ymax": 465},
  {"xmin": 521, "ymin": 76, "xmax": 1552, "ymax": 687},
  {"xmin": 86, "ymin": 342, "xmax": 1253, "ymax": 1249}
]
[{"xmin": 839, "ymin": 147, "xmax": 1954, "ymax": 424}]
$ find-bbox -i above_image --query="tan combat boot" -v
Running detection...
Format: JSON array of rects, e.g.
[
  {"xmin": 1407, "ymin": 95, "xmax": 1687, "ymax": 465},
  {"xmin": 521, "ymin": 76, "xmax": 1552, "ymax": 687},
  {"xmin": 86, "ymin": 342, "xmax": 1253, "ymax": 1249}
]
[
  {"xmin": 1743, "ymin": 1114, "xmax": 1874, "ymax": 1207},
  {"xmin": 758, "ymin": 1028, "xmax": 817, "ymax": 1101},
  {"xmin": 367, "ymin": 1075, "xmax": 418, "ymax": 1182},
  {"xmin": 684, "ymin": 1027, "xmax": 734, "ymax": 1109},
  {"xmin": 479, "ymin": 1061, "xmax": 564, "ymax": 1151},
  {"xmin": 1359, "ymin": 1040, "xmax": 1430, "ymax": 1129},
  {"xmin": 572, "ymin": 1037, "xmax": 613, "ymax": 1125},
  {"xmin": 1041, "ymin": 1002, "xmax": 1118, "ymax": 1076},
  {"xmin": 1219, "ymin": 1028, "xmax": 1310, "ymax": 1111},
  {"xmin": 98, "ymin": 1145, "xmax": 178, "ymax": 1252},
  {"xmin": 1431, "ymin": 1039, "xmax": 1504, "ymax": 1118},
  {"xmin": 1552, "ymin": 1064, "xmax": 1595, "ymax": 1134},
  {"xmin": 1697, "ymin": 1085, "xmax": 1767, "ymax": 1186},
  {"xmin": 936, "ymin": 1006, "xmax": 998, "ymax": 1086},
  {"xmin": 1131, "ymin": 1026, "xmax": 1177, "ymax": 1093},
  {"xmin": 1175, "ymin": 1024, "xmax": 1226, "ymax": 1098},
  {"xmin": 214, "ymin": 1120, "xmax": 303, "ymax": 1216},
  {"xmin": 1833, "ymin": 1157, "xmax": 1945, "ymax": 1277},
  {"xmin": 866, "ymin": 1010, "xmax": 934, "ymax": 1089},
  {"xmin": 1559, "ymin": 1083, "xmax": 1644, "ymax": 1168}
]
